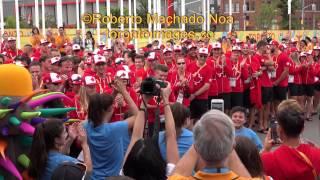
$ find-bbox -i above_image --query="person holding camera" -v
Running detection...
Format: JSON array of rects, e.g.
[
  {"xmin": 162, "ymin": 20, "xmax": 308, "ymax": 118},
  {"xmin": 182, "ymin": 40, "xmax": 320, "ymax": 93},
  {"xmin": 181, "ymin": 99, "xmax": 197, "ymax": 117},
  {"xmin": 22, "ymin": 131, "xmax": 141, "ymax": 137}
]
[
  {"xmin": 187, "ymin": 48, "xmax": 212, "ymax": 121},
  {"xmin": 261, "ymin": 99, "xmax": 320, "ymax": 180},
  {"xmin": 139, "ymin": 64, "xmax": 173, "ymax": 136}
]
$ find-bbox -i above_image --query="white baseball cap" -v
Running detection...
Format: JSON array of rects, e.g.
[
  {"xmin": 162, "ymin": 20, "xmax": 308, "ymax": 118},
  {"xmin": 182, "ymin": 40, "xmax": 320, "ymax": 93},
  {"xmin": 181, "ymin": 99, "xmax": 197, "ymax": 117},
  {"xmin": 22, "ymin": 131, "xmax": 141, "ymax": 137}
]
[
  {"xmin": 313, "ymin": 46, "xmax": 320, "ymax": 50},
  {"xmin": 212, "ymin": 42, "xmax": 222, "ymax": 49},
  {"xmin": 147, "ymin": 52, "xmax": 156, "ymax": 61},
  {"xmin": 72, "ymin": 44, "xmax": 81, "ymax": 51},
  {"xmin": 116, "ymin": 70, "xmax": 129, "ymax": 79},
  {"xmin": 232, "ymin": 46, "xmax": 241, "ymax": 51},
  {"xmin": 8, "ymin": 37, "xmax": 16, "ymax": 41},
  {"xmin": 98, "ymin": 42, "xmax": 105, "ymax": 47},
  {"xmin": 198, "ymin": 48, "xmax": 208, "ymax": 55},
  {"xmin": 40, "ymin": 39, "xmax": 49, "ymax": 45},
  {"xmin": 84, "ymin": 76, "xmax": 97, "ymax": 86},
  {"xmin": 50, "ymin": 57, "xmax": 60, "ymax": 65},
  {"xmin": 163, "ymin": 47, "xmax": 173, "ymax": 54},
  {"xmin": 115, "ymin": 57, "xmax": 125, "ymax": 64},
  {"xmin": 173, "ymin": 45, "xmax": 182, "ymax": 51},
  {"xmin": 93, "ymin": 55, "xmax": 106, "ymax": 64}
]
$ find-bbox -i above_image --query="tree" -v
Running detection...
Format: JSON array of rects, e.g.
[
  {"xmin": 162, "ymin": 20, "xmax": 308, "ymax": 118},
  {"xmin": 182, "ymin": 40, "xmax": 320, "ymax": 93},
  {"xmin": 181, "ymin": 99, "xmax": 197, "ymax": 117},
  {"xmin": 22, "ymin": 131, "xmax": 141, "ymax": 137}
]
[
  {"xmin": 136, "ymin": 0, "xmax": 148, "ymax": 28},
  {"xmin": 277, "ymin": 0, "xmax": 300, "ymax": 29},
  {"xmin": 255, "ymin": 1, "xmax": 278, "ymax": 30}
]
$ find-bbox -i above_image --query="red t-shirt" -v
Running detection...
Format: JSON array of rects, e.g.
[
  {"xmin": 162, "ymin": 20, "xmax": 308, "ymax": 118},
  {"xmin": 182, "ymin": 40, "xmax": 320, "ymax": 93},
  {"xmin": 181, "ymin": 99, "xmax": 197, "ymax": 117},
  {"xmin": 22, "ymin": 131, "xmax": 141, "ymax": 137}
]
[
  {"xmin": 135, "ymin": 68, "xmax": 147, "ymax": 81},
  {"xmin": 230, "ymin": 59, "xmax": 249, "ymax": 93},
  {"xmin": 301, "ymin": 60, "xmax": 316, "ymax": 85},
  {"xmin": 206, "ymin": 57, "xmax": 218, "ymax": 97},
  {"xmin": 259, "ymin": 55, "xmax": 273, "ymax": 88},
  {"xmin": 214, "ymin": 57, "xmax": 233, "ymax": 94},
  {"xmin": 187, "ymin": 61, "xmax": 212, "ymax": 100},
  {"xmin": 261, "ymin": 144, "xmax": 320, "ymax": 180},
  {"xmin": 289, "ymin": 61, "xmax": 303, "ymax": 85},
  {"xmin": 274, "ymin": 52, "xmax": 291, "ymax": 87},
  {"xmin": 169, "ymin": 70, "xmax": 194, "ymax": 107}
]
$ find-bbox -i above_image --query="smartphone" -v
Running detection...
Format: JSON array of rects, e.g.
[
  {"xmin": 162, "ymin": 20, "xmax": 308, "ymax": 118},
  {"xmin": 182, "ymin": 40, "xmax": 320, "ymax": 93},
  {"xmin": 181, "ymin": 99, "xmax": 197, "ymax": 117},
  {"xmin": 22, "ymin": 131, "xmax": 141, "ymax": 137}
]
[
  {"xmin": 270, "ymin": 120, "xmax": 281, "ymax": 144},
  {"xmin": 211, "ymin": 99, "xmax": 224, "ymax": 112}
]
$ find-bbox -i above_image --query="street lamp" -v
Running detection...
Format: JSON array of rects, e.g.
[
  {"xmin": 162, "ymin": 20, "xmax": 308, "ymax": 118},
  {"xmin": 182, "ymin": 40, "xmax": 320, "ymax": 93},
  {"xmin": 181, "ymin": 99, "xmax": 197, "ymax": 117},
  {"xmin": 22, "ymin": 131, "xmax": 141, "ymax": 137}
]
[{"xmin": 301, "ymin": 2, "xmax": 316, "ymax": 30}]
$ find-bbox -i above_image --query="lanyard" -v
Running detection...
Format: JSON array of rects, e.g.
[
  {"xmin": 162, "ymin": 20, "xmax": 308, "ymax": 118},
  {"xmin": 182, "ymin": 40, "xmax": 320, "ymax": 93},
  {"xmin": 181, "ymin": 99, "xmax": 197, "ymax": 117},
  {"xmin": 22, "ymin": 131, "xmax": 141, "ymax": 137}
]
[{"xmin": 202, "ymin": 167, "xmax": 230, "ymax": 174}]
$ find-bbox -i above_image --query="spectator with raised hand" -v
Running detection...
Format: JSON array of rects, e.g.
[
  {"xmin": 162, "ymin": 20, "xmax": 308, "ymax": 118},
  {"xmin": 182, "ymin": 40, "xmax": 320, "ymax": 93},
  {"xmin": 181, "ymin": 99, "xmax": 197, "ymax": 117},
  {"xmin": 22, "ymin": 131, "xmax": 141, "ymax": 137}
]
[
  {"xmin": 261, "ymin": 99, "xmax": 320, "ymax": 180},
  {"xmin": 122, "ymin": 82, "xmax": 179, "ymax": 180},
  {"xmin": 28, "ymin": 119, "xmax": 92, "ymax": 180},
  {"xmin": 169, "ymin": 110, "xmax": 252, "ymax": 180},
  {"xmin": 235, "ymin": 136, "xmax": 272, "ymax": 179},
  {"xmin": 158, "ymin": 102, "xmax": 193, "ymax": 161},
  {"xmin": 84, "ymin": 78, "xmax": 138, "ymax": 179}
]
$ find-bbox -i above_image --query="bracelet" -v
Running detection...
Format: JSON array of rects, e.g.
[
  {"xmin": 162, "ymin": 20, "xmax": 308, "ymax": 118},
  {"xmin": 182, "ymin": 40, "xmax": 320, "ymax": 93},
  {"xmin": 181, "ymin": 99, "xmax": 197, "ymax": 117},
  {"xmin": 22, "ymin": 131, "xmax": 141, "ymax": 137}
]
[{"xmin": 139, "ymin": 107, "xmax": 146, "ymax": 111}]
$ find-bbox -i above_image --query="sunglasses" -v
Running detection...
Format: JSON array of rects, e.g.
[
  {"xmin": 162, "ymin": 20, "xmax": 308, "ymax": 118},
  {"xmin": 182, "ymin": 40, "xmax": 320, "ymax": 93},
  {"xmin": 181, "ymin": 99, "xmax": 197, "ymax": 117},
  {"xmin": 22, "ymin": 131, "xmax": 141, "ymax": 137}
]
[
  {"xmin": 199, "ymin": 55, "xmax": 208, "ymax": 58},
  {"xmin": 177, "ymin": 62, "xmax": 185, "ymax": 65}
]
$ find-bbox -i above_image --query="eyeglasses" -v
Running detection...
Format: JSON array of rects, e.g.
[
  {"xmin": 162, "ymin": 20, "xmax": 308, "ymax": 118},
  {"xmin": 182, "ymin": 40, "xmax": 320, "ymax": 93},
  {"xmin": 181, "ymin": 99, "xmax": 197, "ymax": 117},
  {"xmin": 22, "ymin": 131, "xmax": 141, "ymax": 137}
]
[{"xmin": 177, "ymin": 62, "xmax": 185, "ymax": 65}]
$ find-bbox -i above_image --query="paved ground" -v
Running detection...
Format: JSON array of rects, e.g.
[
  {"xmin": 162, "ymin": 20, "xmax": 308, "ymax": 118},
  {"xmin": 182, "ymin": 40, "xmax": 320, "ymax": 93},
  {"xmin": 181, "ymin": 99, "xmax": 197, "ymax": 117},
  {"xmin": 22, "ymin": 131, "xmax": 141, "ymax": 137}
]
[{"xmin": 257, "ymin": 113, "xmax": 320, "ymax": 145}]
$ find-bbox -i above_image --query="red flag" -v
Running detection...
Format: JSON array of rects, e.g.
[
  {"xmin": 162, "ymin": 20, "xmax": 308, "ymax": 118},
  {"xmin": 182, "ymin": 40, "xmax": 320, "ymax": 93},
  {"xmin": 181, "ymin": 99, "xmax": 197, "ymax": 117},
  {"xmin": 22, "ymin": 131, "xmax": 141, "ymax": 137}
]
[{"xmin": 167, "ymin": 0, "xmax": 174, "ymax": 25}]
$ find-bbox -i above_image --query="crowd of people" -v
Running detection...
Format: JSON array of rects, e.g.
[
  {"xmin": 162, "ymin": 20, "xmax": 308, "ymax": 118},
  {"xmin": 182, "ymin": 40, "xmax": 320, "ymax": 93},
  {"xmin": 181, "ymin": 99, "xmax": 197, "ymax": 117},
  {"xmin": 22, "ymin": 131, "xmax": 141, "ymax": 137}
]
[{"xmin": 0, "ymin": 26, "xmax": 320, "ymax": 180}]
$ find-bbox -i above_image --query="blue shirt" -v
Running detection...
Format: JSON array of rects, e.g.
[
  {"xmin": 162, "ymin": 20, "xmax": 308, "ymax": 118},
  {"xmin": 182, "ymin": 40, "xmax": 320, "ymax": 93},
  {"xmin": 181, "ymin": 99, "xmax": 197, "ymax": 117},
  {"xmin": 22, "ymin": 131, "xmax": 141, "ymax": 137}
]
[
  {"xmin": 84, "ymin": 120, "xmax": 129, "ymax": 179},
  {"xmin": 42, "ymin": 151, "xmax": 78, "ymax": 180},
  {"xmin": 235, "ymin": 127, "xmax": 263, "ymax": 150},
  {"xmin": 158, "ymin": 128, "xmax": 193, "ymax": 161}
]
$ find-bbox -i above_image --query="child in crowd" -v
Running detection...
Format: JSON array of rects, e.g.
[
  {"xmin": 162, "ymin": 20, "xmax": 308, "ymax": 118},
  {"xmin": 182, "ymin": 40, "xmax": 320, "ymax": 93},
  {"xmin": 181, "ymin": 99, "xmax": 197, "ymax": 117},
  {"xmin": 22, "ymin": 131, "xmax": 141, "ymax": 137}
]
[{"xmin": 230, "ymin": 106, "xmax": 263, "ymax": 150}]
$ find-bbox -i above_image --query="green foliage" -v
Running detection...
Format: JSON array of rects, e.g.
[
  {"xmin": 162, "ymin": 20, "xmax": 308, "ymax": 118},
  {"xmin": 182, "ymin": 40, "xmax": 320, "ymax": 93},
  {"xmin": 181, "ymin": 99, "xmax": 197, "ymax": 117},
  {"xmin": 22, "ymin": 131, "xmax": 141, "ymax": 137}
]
[
  {"xmin": 5, "ymin": 16, "xmax": 16, "ymax": 28},
  {"xmin": 255, "ymin": 1, "xmax": 278, "ymax": 30},
  {"xmin": 277, "ymin": 0, "xmax": 300, "ymax": 29}
]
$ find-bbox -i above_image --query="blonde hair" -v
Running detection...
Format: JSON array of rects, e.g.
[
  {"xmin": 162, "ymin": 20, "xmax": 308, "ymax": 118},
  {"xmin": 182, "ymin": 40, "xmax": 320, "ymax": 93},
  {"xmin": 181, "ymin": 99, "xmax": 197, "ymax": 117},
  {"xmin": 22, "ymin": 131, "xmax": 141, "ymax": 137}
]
[{"xmin": 78, "ymin": 86, "xmax": 90, "ymax": 113}]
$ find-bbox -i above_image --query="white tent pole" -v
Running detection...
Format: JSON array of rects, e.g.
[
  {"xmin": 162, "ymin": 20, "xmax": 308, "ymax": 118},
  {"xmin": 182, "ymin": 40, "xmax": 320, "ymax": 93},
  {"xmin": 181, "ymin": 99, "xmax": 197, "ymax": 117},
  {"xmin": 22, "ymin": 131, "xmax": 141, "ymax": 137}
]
[
  {"xmin": 207, "ymin": 0, "xmax": 210, "ymax": 31},
  {"xmin": 35, "ymin": 0, "xmax": 39, "ymax": 28},
  {"xmin": 128, "ymin": 0, "xmax": 131, "ymax": 32},
  {"xmin": 134, "ymin": 0, "xmax": 137, "ymax": 49},
  {"xmin": 81, "ymin": 0, "xmax": 86, "ymax": 47},
  {"xmin": 229, "ymin": 0, "xmax": 232, "ymax": 31},
  {"xmin": 181, "ymin": 0, "xmax": 185, "ymax": 31},
  {"xmin": 148, "ymin": 0, "xmax": 151, "ymax": 42},
  {"xmin": 0, "ymin": 0, "xmax": 4, "ymax": 42},
  {"xmin": 157, "ymin": 0, "xmax": 161, "ymax": 43},
  {"xmin": 120, "ymin": 0, "xmax": 124, "ymax": 30},
  {"xmin": 202, "ymin": 0, "xmax": 206, "ymax": 31},
  {"xmin": 153, "ymin": 0, "xmax": 157, "ymax": 35},
  {"xmin": 107, "ymin": 0, "xmax": 111, "ymax": 46},
  {"xmin": 96, "ymin": 0, "xmax": 100, "ymax": 44},
  {"xmin": 76, "ymin": 0, "xmax": 80, "ymax": 30},
  {"xmin": 15, "ymin": 0, "xmax": 21, "ymax": 49},
  {"xmin": 41, "ymin": 0, "xmax": 45, "ymax": 36}
]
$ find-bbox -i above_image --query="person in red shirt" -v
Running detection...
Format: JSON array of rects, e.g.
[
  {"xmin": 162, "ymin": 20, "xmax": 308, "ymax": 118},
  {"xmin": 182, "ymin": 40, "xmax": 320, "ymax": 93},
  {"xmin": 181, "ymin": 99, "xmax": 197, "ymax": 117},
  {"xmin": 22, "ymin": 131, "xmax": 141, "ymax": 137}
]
[
  {"xmin": 50, "ymin": 56, "xmax": 61, "ymax": 74},
  {"xmin": 261, "ymin": 99, "xmax": 320, "ymax": 180},
  {"xmin": 82, "ymin": 56, "xmax": 96, "ymax": 77},
  {"xmin": 169, "ymin": 56, "xmax": 193, "ymax": 107},
  {"xmin": 252, "ymin": 40, "xmax": 273, "ymax": 133},
  {"xmin": 92, "ymin": 54, "xmax": 113, "ymax": 94},
  {"xmin": 214, "ymin": 47, "xmax": 233, "ymax": 114},
  {"xmin": 287, "ymin": 50, "xmax": 303, "ymax": 104},
  {"xmin": 6, "ymin": 37, "xmax": 23, "ymax": 59},
  {"xmin": 173, "ymin": 45, "xmax": 183, "ymax": 60},
  {"xmin": 206, "ymin": 42, "xmax": 221, "ymax": 108},
  {"xmin": 59, "ymin": 55, "xmax": 74, "ymax": 80},
  {"xmin": 64, "ymin": 74, "xmax": 82, "ymax": 119},
  {"xmin": 312, "ymin": 46, "xmax": 320, "ymax": 116},
  {"xmin": 123, "ymin": 50, "xmax": 135, "ymax": 71},
  {"xmin": 145, "ymin": 52, "xmax": 158, "ymax": 77},
  {"xmin": 111, "ymin": 70, "xmax": 138, "ymax": 122},
  {"xmin": 75, "ymin": 76, "xmax": 98, "ymax": 120},
  {"xmin": 184, "ymin": 43, "xmax": 197, "ymax": 66},
  {"xmin": 188, "ymin": 48, "xmax": 212, "ymax": 121},
  {"xmin": 230, "ymin": 46, "xmax": 249, "ymax": 108},
  {"xmin": 162, "ymin": 47, "xmax": 176, "ymax": 74},
  {"xmin": 301, "ymin": 50, "xmax": 316, "ymax": 121},
  {"xmin": 270, "ymin": 41, "xmax": 290, "ymax": 112},
  {"xmin": 133, "ymin": 54, "xmax": 147, "ymax": 92},
  {"xmin": 39, "ymin": 55, "xmax": 51, "ymax": 75}
]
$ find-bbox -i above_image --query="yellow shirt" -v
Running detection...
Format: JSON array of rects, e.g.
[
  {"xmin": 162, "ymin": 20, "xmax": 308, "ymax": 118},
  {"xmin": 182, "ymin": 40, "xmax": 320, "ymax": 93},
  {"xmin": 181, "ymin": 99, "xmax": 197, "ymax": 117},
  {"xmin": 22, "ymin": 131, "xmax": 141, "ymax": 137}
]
[
  {"xmin": 30, "ymin": 34, "xmax": 43, "ymax": 47},
  {"xmin": 169, "ymin": 171, "xmax": 259, "ymax": 180},
  {"xmin": 55, "ymin": 35, "xmax": 71, "ymax": 50}
]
